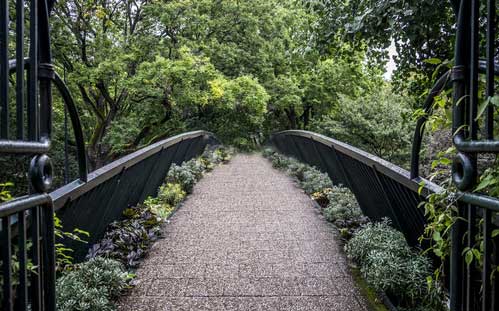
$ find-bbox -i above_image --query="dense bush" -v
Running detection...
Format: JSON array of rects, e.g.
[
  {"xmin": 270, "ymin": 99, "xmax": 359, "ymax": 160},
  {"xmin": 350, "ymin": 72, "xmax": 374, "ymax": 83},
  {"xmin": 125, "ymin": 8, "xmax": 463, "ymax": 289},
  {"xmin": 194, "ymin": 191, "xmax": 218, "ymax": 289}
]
[
  {"xmin": 323, "ymin": 186, "xmax": 361, "ymax": 222},
  {"xmin": 346, "ymin": 220, "xmax": 411, "ymax": 263},
  {"xmin": 166, "ymin": 164, "xmax": 196, "ymax": 193},
  {"xmin": 269, "ymin": 152, "xmax": 291, "ymax": 170},
  {"xmin": 299, "ymin": 167, "xmax": 333, "ymax": 194},
  {"xmin": 286, "ymin": 159, "xmax": 310, "ymax": 182},
  {"xmin": 183, "ymin": 159, "xmax": 205, "ymax": 181},
  {"xmin": 322, "ymin": 186, "xmax": 368, "ymax": 238},
  {"xmin": 346, "ymin": 221, "xmax": 444, "ymax": 310},
  {"xmin": 56, "ymin": 257, "xmax": 133, "ymax": 311},
  {"xmin": 362, "ymin": 249, "xmax": 432, "ymax": 308}
]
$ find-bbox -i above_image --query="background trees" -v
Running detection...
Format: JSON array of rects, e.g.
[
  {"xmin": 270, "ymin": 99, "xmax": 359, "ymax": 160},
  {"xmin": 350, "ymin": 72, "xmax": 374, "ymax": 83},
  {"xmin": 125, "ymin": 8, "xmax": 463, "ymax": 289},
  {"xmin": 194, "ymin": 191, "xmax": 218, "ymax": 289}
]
[{"xmin": 4, "ymin": 0, "xmax": 456, "ymax": 183}]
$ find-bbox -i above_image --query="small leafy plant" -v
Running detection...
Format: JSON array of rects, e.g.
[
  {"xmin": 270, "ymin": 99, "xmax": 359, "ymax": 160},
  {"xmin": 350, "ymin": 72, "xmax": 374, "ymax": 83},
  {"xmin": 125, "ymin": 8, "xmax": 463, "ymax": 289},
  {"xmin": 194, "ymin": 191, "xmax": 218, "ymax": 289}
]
[
  {"xmin": 56, "ymin": 257, "xmax": 133, "ymax": 311},
  {"xmin": 346, "ymin": 220, "xmax": 445, "ymax": 311},
  {"xmin": 87, "ymin": 204, "xmax": 162, "ymax": 268},
  {"xmin": 299, "ymin": 167, "xmax": 333, "ymax": 194},
  {"xmin": 166, "ymin": 164, "xmax": 196, "ymax": 193}
]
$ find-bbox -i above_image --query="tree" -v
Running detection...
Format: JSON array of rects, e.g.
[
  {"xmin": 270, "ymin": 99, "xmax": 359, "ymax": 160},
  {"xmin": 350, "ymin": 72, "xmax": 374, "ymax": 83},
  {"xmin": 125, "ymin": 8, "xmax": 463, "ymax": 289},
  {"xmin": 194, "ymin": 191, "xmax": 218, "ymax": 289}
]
[
  {"xmin": 310, "ymin": 0, "xmax": 455, "ymax": 94},
  {"xmin": 312, "ymin": 85, "xmax": 413, "ymax": 165}
]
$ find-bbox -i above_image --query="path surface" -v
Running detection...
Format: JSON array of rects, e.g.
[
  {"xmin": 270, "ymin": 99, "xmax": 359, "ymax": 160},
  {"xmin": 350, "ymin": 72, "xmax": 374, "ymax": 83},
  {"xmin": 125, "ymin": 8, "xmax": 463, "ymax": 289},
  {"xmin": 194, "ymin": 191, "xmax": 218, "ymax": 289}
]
[{"xmin": 119, "ymin": 154, "xmax": 369, "ymax": 311}]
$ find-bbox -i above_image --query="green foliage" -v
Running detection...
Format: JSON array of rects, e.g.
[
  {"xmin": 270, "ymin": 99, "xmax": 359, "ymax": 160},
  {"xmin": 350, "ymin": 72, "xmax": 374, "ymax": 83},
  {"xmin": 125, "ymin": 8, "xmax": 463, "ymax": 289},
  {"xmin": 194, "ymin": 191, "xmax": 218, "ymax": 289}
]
[
  {"xmin": 313, "ymin": 0, "xmax": 455, "ymax": 94},
  {"xmin": 312, "ymin": 86, "xmax": 413, "ymax": 166},
  {"xmin": 56, "ymin": 257, "xmax": 133, "ymax": 311},
  {"xmin": 323, "ymin": 186, "xmax": 361, "ymax": 222},
  {"xmin": 166, "ymin": 164, "xmax": 196, "ymax": 194},
  {"xmin": 285, "ymin": 160, "xmax": 311, "ymax": 182},
  {"xmin": 263, "ymin": 148, "xmax": 332, "ymax": 195},
  {"xmin": 346, "ymin": 220, "xmax": 411, "ymax": 264},
  {"xmin": 0, "ymin": 182, "xmax": 13, "ymax": 202},
  {"xmin": 299, "ymin": 168, "xmax": 333, "ymax": 195},
  {"xmin": 157, "ymin": 183, "xmax": 186, "ymax": 208},
  {"xmin": 86, "ymin": 204, "xmax": 162, "ymax": 268},
  {"xmin": 182, "ymin": 159, "xmax": 205, "ymax": 181},
  {"xmin": 346, "ymin": 221, "xmax": 445, "ymax": 310},
  {"xmin": 361, "ymin": 249, "xmax": 433, "ymax": 309},
  {"xmin": 206, "ymin": 76, "xmax": 270, "ymax": 148},
  {"xmin": 54, "ymin": 215, "xmax": 90, "ymax": 271}
]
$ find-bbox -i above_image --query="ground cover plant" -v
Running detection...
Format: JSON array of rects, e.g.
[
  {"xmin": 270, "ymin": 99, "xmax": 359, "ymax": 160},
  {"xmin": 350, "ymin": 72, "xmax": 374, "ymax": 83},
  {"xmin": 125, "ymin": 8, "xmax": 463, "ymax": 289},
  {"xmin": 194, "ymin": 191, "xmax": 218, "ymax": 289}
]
[
  {"xmin": 55, "ymin": 146, "xmax": 233, "ymax": 310},
  {"xmin": 262, "ymin": 148, "xmax": 445, "ymax": 311}
]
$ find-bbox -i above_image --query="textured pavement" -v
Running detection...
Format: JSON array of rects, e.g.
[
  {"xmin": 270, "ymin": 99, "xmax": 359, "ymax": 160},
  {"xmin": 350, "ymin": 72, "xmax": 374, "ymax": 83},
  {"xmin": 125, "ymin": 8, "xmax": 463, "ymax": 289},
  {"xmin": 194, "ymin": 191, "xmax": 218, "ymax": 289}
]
[{"xmin": 118, "ymin": 154, "xmax": 369, "ymax": 311}]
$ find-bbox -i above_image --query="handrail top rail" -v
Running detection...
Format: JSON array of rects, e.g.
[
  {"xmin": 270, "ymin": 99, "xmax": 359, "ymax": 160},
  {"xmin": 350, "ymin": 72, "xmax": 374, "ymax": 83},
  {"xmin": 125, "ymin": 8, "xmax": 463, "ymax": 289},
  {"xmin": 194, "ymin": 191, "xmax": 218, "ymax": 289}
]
[
  {"xmin": 272, "ymin": 130, "xmax": 444, "ymax": 195},
  {"xmin": 50, "ymin": 130, "xmax": 217, "ymax": 209}
]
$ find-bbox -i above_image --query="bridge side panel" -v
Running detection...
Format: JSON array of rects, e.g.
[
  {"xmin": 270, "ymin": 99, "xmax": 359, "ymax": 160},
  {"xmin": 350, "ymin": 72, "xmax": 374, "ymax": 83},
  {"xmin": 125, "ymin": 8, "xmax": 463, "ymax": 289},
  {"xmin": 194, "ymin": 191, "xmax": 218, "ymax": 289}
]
[
  {"xmin": 334, "ymin": 152, "xmax": 398, "ymax": 222},
  {"xmin": 57, "ymin": 136, "xmax": 212, "ymax": 261},
  {"xmin": 291, "ymin": 136, "xmax": 323, "ymax": 169},
  {"xmin": 138, "ymin": 144, "xmax": 179, "ymax": 202},
  {"xmin": 312, "ymin": 141, "xmax": 348, "ymax": 186},
  {"xmin": 269, "ymin": 132, "xmax": 428, "ymax": 247}
]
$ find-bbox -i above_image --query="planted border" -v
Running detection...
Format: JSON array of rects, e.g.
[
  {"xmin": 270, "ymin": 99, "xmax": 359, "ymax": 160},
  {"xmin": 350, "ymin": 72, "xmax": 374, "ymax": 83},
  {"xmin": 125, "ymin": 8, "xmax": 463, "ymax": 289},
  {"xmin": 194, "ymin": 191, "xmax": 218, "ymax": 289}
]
[
  {"xmin": 262, "ymin": 148, "xmax": 446, "ymax": 311},
  {"xmin": 55, "ymin": 146, "xmax": 233, "ymax": 311}
]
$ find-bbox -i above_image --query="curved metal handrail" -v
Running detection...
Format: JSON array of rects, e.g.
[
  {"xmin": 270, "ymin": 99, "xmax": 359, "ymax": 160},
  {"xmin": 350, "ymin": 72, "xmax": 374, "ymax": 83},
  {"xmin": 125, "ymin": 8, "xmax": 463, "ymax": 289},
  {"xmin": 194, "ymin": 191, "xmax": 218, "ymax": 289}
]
[
  {"xmin": 272, "ymin": 130, "xmax": 443, "ymax": 194},
  {"xmin": 8, "ymin": 59, "xmax": 88, "ymax": 182},
  {"xmin": 50, "ymin": 130, "xmax": 219, "ymax": 209},
  {"xmin": 410, "ymin": 70, "xmax": 451, "ymax": 179}
]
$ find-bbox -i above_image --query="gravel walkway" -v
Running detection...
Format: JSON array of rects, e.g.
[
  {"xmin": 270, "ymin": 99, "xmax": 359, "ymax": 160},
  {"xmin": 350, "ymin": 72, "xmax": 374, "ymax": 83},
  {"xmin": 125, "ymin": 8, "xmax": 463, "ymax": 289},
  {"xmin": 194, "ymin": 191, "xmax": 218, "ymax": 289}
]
[{"xmin": 118, "ymin": 154, "xmax": 369, "ymax": 310}]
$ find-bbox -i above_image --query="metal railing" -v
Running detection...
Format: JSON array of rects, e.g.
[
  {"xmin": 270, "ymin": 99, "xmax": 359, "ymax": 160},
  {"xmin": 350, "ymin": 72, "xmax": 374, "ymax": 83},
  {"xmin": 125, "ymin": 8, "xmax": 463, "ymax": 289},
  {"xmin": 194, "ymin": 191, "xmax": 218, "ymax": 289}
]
[
  {"xmin": 0, "ymin": 0, "xmax": 219, "ymax": 309},
  {"xmin": 0, "ymin": 0, "xmax": 57, "ymax": 309},
  {"xmin": 270, "ymin": 128, "xmax": 499, "ymax": 310},
  {"xmin": 51, "ymin": 131, "xmax": 219, "ymax": 259},
  {"xmin": 270, "ymin": 130, "xmax": 442, "ymax": 246}
]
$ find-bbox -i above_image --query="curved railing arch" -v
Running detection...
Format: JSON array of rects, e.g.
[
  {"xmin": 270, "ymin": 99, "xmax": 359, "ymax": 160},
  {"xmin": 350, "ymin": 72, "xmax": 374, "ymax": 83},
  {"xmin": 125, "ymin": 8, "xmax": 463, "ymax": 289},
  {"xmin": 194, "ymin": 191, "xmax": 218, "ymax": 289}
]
[
  {"xmin": 8, "ymin": 59, "xmax": 88, "ymax": 182},
  {"xmin": 270, "ymin": 130, "xmax": 443, "ymax": 246},
  {"xmin": 51, "ymin": 130, "xmax": 220, "ymax": 259}
]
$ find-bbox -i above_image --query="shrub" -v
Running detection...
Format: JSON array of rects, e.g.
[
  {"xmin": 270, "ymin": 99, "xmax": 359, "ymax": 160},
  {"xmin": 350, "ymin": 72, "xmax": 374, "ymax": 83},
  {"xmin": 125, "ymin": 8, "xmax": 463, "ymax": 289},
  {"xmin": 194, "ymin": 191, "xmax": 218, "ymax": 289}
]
[
  {"xmin": 183, "ymin": 159, "xmax": 205, "ymax": 180},
  {"xmin": 56, "ymin": 257, "xmax": 133, "ymax": 311},
  {"xmin": 323, "ymin": 186, "xmax": 360, "ymax": 220},
  {"xmin": 361, "ymin": 249, "xmax": 432, "ymax": 308},
  {"xmin": 299, "ymin": 167, "xmax": 333, "ymax": 194},
  {"xmin": 286, "ymin": 159, "xmax": 310, "ymax": 182},
  {"xmin": 210, "ymin": 146, "xmax": 232, "ymax": 164},
  {"xmin": 143, "ymin": 196, "xmax": 173, "ymax": 220},
  {"xmin": 346, "ymin": 220, "xmax": 445, "ymax": 310},
  {"xmin": 158, "ymin": 183, "xmax": 186, "ymax": 207},
  {"xmin": 269, "ymin": 153, "xmax": 291, "ymax": 169},
  {"xmin": 87, "ymin": 205, "xmax": 162, "ymax": 268},
  {"xmin": 262, "ymin": 147, "xmax": 275, "ymax": 158},
  {"xmin": 346, "ymin": 220, "xmax": 411, "ymax": 264},
  {"xmin": 166, "ymin": 164, "xmax": 196, "ymax": 193}
]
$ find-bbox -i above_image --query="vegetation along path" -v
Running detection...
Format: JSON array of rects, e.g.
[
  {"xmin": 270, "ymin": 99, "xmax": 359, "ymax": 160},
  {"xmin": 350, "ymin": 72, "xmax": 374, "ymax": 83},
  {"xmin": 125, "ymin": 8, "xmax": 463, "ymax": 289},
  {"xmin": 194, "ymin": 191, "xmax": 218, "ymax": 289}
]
[{"xmin": 118, "ymin": 154, "xmax": 369, "ymax": 310}]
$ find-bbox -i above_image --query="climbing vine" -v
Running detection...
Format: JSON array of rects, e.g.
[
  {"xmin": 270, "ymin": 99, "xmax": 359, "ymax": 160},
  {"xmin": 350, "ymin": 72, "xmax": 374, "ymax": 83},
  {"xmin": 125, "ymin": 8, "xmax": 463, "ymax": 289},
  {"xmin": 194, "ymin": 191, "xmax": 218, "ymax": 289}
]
[{"xmin": 416, "ymin": 60, "xmax": 499, "ymax": 288}]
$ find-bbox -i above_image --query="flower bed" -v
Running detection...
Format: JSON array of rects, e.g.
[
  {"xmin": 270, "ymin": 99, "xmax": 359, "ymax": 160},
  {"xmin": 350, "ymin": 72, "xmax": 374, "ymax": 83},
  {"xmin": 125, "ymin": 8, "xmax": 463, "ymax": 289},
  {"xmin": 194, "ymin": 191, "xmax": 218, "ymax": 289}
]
[
  {"xmin": 262, "ymin": 148, "xmax": 446, "ymax": 311},
  {"xmin": 56, "ymin": 146, "xmax": 233, "ymax": 311}
]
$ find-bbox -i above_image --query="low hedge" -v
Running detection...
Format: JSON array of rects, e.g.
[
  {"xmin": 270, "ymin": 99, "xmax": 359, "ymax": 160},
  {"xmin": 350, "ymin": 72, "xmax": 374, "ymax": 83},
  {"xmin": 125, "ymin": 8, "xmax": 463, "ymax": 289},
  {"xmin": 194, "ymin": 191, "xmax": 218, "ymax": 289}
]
[
  {"xmin": 262, "ymin": 148, "xmax": 445, "ymax": 311},
  {"xmin": 56, "ymin": 146, "xmax": 233, "ymax": 310}
]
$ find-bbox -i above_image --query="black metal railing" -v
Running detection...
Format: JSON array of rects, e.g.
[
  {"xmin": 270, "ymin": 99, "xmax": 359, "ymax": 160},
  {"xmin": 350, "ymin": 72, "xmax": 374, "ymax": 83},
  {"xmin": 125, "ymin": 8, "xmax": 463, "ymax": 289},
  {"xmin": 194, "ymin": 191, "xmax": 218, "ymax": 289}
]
[
  {"xmin": 270, "ymin": 130, "xmax": 442, "ymax": 247},
  {"xmin": 448, "ymin": 0, "xmax": 499, "ymax": 310},
  {"xmin": 51, "ymin": 130, "xmax": 219, "ymax": 259},
  {"xmin": 0, "ymin": 0, "xmax": 57, "ymax": 310},
  {"xmin": 0, "ymin": 0, "xmax": 219, "ymax": 309}
]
